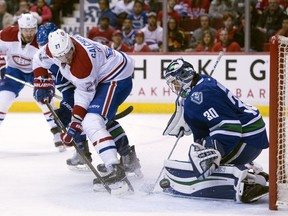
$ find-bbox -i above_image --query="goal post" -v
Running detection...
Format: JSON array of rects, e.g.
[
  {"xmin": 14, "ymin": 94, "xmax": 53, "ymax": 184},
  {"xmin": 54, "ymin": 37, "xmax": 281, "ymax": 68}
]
[{"xmin": 269, "ymin": 35, "xmax": 288, "ymax": 210}]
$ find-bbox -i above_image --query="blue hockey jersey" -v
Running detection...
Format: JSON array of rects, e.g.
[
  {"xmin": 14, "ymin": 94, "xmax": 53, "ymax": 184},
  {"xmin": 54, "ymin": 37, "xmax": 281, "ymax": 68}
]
[{"xmin": 183, "ymin": 75, "xmax": 269, "ymax": 155}]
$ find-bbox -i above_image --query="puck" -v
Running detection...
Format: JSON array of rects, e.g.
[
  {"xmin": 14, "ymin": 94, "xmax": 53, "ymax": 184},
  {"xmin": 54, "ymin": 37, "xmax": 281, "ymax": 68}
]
[{"xmin": 159, "ymin": 178, "xmax": 170, "ymax": 189}]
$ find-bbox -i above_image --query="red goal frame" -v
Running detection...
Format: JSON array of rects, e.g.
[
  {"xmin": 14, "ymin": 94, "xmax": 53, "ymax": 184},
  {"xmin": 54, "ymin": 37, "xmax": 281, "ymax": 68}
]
[
  {"xmin": 269, "ymin": 35, "xmax": 288, "ymax": 210},
  {"xmin": 269, "ymin": 35, "xmax": 279, "ymax": 210}
]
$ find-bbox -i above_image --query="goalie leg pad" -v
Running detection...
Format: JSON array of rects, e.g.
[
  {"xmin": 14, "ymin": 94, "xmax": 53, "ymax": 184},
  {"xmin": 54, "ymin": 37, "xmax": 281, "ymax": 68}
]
[{"xmin": 162, "ymin": 160, "xmax": 248, "ymax": 202}]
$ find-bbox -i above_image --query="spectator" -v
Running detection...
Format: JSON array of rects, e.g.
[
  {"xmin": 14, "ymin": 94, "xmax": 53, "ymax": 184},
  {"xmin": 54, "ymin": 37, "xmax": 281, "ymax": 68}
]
[
  {"xmin": 131, "ymin": 30, "xmax": 151, "ymax": 52},
  {"xmin": 13, "ymin": 0, "xmax": 30, "ymax": 24},
  {"xmin": 168, "ymin": 32, "xmax": 186, "ymax": 52},
  {"xmin": 212, "ymin": 28, "xmax": 241, "ymax": 52},
  {"xmin": 98, "ymin": 0, "xmax": 118, "ymax": 29},
  {"xmin": 167, "ymin": 17, "xmax": 186, "ymax": 51},
  {"xmin": 87, "ymin": 16, "xmax": 115, "ymax": 45},
  {"xmin": 189, "ymin": 13, "xmax": 217, "ymax": 49},
  {"xmin": 157, "ymin": 0, "xmax": 181, "ymax": 27},
  {"xmin": 0, "ymin": 0, "xmax": 13, "ymax": 29},
  {"xmin": 215, "ymin": 12, "xmax": 237, "ymax": 42},
  {"xmin": 208, "ymin": 0, "xmax": 237, "ymax": 19},
  {"xmin": 189, "ymin": 0, "xmax": 210, "ymax": 18},
  {"xmin": 275, "ymin": 14, "xmax": 288, "ymax": 37},
  {"xmin": 257, "ymin": 0, "xmax": 286, "ymax": 42},
  {"xmin": 30, "ymin": 0, "xmax": 52, "ymax": 24},
  {"xmin": 109, "ymin": 29, "xmax": 132, "ymax": 52},
  {"xmin": 234, "ymin": 1, "xmax": 260, "ymax": 28},
  {"xmin": 127, "ymin": 0, "xmax": 148, "ymax": 30},
  {"xmin": 234, "ymin": 14, "xmax": 264, "ymax": 52},
  {"xmin": 141, "ymin": 11, "xmax": 163, "ymax": 52},
  {"xmin": 113, "ymin": 0, "xmax": 134, "ymax": 17},
  {"xmin": 174, "ymin": 0, "xmax": 191, "ymax": 17},
  {"xmin": 122, "ymin": 18, "xmax": 136, "ymax": 47},
  {"xmin": 195, "ymin": 30, "xmax": 215, "ymax": 52}
]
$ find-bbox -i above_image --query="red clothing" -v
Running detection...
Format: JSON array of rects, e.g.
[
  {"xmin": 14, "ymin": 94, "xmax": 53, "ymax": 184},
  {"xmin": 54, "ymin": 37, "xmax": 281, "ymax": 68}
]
[
  {"xmin": 87, "ymin": 27, "xmax": 115, "ymax": 45},
  {"xmin": 212, "ymin": 41, "xmax": 241, "ymax": 52},
  {"xmin": 157, "ymin": 11, "xmax": 181, "ymax": 26},
  {"xmin": 108, "ymin": 42, "xmax": 133, "ymax": 52},
  {"xmin": 30, "ymin": 5, "xmax": 52, "ymax": 24},
  {"xmin": 194, "ymin": 44, "xmax": 213, "ymax": 52}
]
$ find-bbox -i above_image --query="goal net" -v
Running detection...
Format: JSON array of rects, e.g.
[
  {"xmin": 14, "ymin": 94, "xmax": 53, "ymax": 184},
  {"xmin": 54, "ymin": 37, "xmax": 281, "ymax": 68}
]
[{"xmin": 270, "ymin": 35, "xmax": 288, "ymax": 210}]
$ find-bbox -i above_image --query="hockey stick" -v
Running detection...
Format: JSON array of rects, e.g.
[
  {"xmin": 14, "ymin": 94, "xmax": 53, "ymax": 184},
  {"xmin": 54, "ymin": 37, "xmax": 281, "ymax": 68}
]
[
  {"xmin": 210, "ymin": 51, "xmax": 224, "ymax": 76},
  {"xmin": 148, "ymin": 129, "xmax": 184, "ymax": 194},
  {"xmin": 5, "ymin": 74, "xmax": 62, "ymax": 100},
  {"xmin": 44, "ymin": 101, "xmax": 112, "ymax": 194},
  {"xmin": 114, "ymin": 105, "xmax": 133, "ymax": 120}
]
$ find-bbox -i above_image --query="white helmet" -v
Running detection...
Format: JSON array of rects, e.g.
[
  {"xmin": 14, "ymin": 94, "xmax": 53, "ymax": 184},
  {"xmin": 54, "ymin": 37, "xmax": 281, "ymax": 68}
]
[
  {"xmin": 18, "ymin": 13, "xmax": 37, "ymax": 29},
  {"xmin": 48, "ymin": 29, "xmax": 74, "ymax": 57}
]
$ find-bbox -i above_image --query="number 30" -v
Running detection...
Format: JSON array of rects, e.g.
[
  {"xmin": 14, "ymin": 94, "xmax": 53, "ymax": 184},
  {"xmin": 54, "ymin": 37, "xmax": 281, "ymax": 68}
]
[{"xmin": 203, "ymin": 108, "xmax": 219, "ymax": 121}]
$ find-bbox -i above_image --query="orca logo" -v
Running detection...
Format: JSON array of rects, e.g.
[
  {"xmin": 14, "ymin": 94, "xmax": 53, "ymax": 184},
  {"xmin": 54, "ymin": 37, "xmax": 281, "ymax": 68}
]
[{"xmin": 190, "ymin": 92, "xmax": 203, "ymax": 104}]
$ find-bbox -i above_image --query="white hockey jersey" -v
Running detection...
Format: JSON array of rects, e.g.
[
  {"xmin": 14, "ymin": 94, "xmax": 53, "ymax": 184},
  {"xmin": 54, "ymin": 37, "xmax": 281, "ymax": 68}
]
[
  {"xmin": 33, "ymin": 34, "xmax": 135, "ymax": 112},
  {"xmin": 0, "ymin": 26, "xmax": 39, "ymax": 73}
]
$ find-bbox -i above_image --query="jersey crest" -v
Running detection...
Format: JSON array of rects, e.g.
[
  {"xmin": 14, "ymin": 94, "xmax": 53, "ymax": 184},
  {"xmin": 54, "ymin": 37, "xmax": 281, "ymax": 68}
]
[{"xmin": 190, "ymin": 92, "xmax": 203, "ymax": 104}]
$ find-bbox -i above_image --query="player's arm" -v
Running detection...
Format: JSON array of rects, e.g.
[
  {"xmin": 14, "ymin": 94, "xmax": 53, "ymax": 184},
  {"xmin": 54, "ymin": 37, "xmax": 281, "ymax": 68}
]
[
  {"xmin": 163, "ymin": 96, "xmax": 191, "ymax": 138},
  {"xmin": 32, "ymin": 48, "xmax": 55, "ymax": 104}
]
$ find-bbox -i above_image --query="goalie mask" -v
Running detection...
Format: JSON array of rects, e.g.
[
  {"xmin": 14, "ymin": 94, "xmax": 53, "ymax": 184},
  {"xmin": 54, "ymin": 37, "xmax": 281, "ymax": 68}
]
[{"xmin": 165, "ymin": 58, "xmax": 196, "ymax": 96}]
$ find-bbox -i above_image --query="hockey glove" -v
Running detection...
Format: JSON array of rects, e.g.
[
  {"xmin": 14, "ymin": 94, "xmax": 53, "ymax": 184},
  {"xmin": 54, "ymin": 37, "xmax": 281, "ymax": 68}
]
[
  {"xmin": 163, "ymin": 96, "xmax": 191, "ymax": 137},
  {"xmin": 33, "ymin": 76, "xmax": 55, "ymax": 104},
  {"xmin": 61, "ymin": 119, "xmax": 83, "ymax": 146},
  {"xmin": 189, "ymin": 143, "xmax": 221, "ymax": 179},
  {"xmin": 0, "ymin": 56, "xmax": 6, "ymax": 80}
]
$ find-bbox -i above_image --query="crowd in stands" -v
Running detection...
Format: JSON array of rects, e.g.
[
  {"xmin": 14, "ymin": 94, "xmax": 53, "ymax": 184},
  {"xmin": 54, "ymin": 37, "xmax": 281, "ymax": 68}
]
[{"xmin": 1, "ymin": 0, "xmax": 288, "ymax": 53}]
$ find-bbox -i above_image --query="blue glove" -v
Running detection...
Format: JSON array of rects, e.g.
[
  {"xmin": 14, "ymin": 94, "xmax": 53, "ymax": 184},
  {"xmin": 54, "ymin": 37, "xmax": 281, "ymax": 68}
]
[
  {"xmin": 33, "ymin": 76, "xmax": 55, "ymax": 104},
  {"xmin": 60, "ymin": 119, "xmax": 83, "ymax": 146},
  {"xmin": 0, "ymin": 56, "xmax": 6, "ymax": 80}
]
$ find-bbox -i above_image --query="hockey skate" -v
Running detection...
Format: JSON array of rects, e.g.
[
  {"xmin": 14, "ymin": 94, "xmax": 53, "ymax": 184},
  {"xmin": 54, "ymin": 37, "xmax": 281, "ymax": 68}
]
[
  {"xmin": 93, "ymin": 164, "xmax": 131, "ymax": 194},
  {"xmin": 66, "ymin": 141, "xmax": 92, "ymax": 172},
  {"xmin": 241, "ymin": 183, "xmax": 269, "ymax": 203},
  {"xmin": 97, "ymin": 145, "xmax": 143, "ymax": 178},
  {"xmin": 51, "ymin": 127, "xmax": 66, "ymax": 152}
]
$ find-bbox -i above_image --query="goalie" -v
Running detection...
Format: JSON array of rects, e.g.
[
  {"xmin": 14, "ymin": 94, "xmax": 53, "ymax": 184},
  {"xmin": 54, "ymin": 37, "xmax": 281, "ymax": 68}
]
[{"xmin": 161, "ymin": 58, "xmax": 269, "ymax": 203}]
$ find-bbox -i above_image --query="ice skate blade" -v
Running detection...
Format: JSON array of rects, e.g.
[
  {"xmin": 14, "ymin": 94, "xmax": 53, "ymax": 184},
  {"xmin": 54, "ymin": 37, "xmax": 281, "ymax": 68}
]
[
  {"xmin": 126, "ymin": 168, "xmax": 144, "ymax": 179},
  {"xmin": 67, "ymin": 164, "xmax": 91, "ymax": 173},
  {"xmin": 93, "ymin": 181, "xmax": 129, "ymax": 195}
]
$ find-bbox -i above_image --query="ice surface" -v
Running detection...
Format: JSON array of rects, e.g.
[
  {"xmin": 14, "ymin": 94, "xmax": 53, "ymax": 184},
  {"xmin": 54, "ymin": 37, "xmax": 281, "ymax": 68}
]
[{"xmin": 0, "ymin": 113, "xmax": 287, "ymax": 216}]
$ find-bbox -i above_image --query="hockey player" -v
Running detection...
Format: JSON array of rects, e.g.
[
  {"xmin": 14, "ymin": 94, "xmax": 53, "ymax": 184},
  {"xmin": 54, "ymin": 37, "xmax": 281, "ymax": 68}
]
[
  {"xmin": 32, "ymin": 28, "xmax": 138, "ymax": 190},
  {"xmin": 35, "ymin": 23, "xmax": 142, "ymax": 177},
  {"xmin": 0, "ymin": 13, "xmax": 65, "ymax": 152},
  {"xmin": 162, "ymin": 58, "xmax": 269, "ymax": 203}
]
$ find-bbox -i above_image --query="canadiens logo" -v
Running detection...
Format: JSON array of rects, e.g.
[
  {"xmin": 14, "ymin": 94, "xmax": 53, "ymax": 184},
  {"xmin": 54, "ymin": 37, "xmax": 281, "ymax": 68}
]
[{"xmin": 12, "ymin": 55, "xmax": 31, "ymax": 66}]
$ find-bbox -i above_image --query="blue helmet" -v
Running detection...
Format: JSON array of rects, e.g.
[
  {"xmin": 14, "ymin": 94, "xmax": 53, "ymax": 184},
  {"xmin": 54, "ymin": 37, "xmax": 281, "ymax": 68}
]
[
  {"xmin": 36, "ymin": 22, "xmax": 58, "ymax": 47},
  {"xmin": 165, "ymin": 58, "xmax": 196, "ymax": 95}
]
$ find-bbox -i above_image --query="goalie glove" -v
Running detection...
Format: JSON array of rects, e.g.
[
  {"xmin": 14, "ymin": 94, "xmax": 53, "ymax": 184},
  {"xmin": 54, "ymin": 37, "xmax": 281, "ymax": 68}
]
[
  {"xmin": 0, "ymin": 56, "xmax": 6, "ymax": 80},
  {"xmin": 189, "ymin": 143, "xmax": 221, "ymax": 180},
  {"xmin": 163, "ymin": 96, "xmax": 191, "ymax": 138}
]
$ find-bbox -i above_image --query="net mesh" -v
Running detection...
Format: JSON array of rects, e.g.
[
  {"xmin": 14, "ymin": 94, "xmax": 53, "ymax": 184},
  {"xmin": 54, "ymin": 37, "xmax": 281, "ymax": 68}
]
[{"xmin": 276, "ymin": 36, "xmax": 288, "ymax": 207}]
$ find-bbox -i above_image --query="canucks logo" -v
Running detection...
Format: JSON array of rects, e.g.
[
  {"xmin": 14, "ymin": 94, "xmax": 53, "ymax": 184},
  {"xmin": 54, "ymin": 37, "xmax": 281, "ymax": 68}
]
[{"xmin": 190, "ymin": 92, "xmax": 203, "ymax": 104}]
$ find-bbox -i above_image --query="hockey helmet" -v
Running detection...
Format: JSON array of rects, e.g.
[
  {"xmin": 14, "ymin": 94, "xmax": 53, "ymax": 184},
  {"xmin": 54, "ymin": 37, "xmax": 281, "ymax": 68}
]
[
  {"xmin": 37, "ymin": 22, "xmax": 58, "ymax": 47},
  {"xmin": 48, "ymin": 29, "xmax": 74, "ymax": 58},
  {"xmin": 18, "ymin": 13, "xmax": 38, "ymax": 29},
  {"xmin": 165, "ymin": 58, "xmax": 196, "ymax": 95}
]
